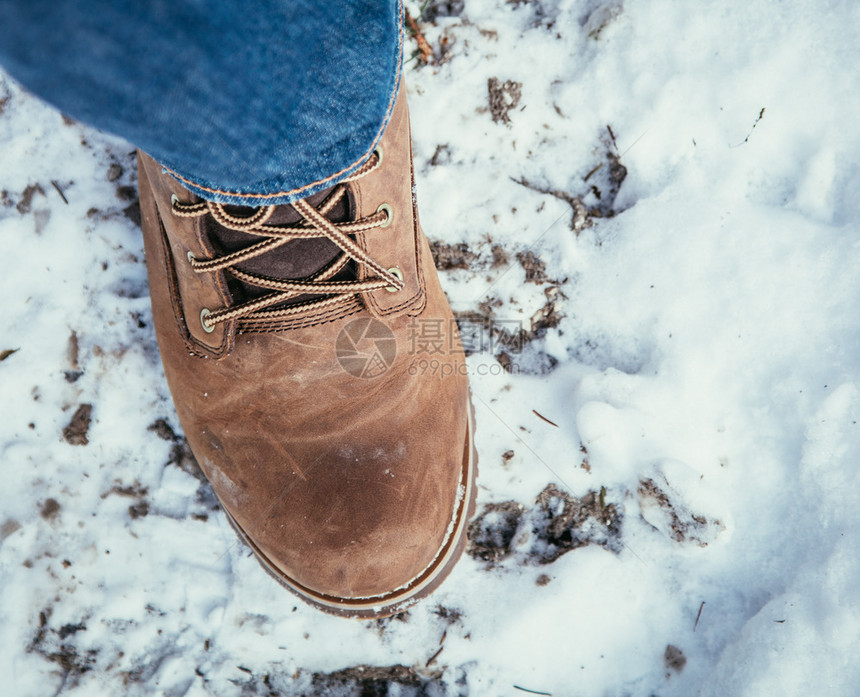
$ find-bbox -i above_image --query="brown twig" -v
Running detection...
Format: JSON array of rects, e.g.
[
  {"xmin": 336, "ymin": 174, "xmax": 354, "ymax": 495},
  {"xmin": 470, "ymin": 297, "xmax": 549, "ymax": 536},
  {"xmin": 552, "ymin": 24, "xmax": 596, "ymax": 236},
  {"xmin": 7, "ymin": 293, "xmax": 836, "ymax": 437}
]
[
  {"xmin": 606, "ymin": 124, "xmax": 618, "ymax": 150},
  {"xmin": 583, "ymin": 162, "xmax": 604, "ymax": 182},
  {"xmin": 513, "ymin": 686, "xmax": 553, "ymax": 696},
  {"xmin": 730, "ymin": 107, "xmax": 766, "ymax": 147},
  {"xmin": 51, "ymin": 180, "xmax": 68, "ymax": 204},
  {"xmin": 532, "ymin": 409, "xmax": 559, "ymax": 428},
  {"xmin": 425, "ymin": 645, "xmax": 444, "ymax": 668},
  {"xmin": 693, "ymin": 601, "xmax": 705, "ymax": 631},
  {"xmin": 405, "ymin": 9, "xmax": 432, "ymax": 64},
  {"xmin": 0, "ymin": 348, "xmax": 20, "ymax": 362}
]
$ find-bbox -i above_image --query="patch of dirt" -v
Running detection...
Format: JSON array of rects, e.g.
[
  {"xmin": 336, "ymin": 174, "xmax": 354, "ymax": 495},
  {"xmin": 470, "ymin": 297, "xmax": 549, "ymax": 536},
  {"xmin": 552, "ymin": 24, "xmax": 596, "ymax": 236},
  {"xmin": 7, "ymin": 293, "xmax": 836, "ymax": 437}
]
[
  {"xmin": 115, "ymin": 185, "xmax": 136, "ymax": 201},
  {"xmin": 430, "ymin": 240, "xmax": 479, "ymax": 270},
  {"xmin": 579, "ymin": 443, "xmax": 591, "ymax": 472},
  {"xmin": 512, "ymin": 128, "xmax": 629, "ymax": 230},
  {"xmin": 148, "ymin": 418, "xmax": 207, "ymax": 484},
  {"xmin": 490, "ymin": 243, "xmax": 509, "ymax": 268},
  {"xmin": 516, "ymin": 251, "xmax": 547, "ymax": 283},
  {"xmin": 422, "ymin": 0, "xmax": 466, "ymax": 22},
  {"xmin": 64, "ymin": 370, "xmax": 84, "ymax": 384},
  {"xmin": 488, "ymin": 78, "xmax": 522, "ymax": 124},
  {"xmin": 40, "ymin": 498, "xmax": 61, "ymax": 521},
  {"xmin": 589, "ymin": 149, "xmax": 628, "ymax": 216},
  {"xmin": 62, "ymin": 404, "xmax": 92, "ymax": 446},
  {"xmin": 147, "ymin": 418, "xmax": 219, "ymax": 514},
  {"xmin": 429, "ymin": 239, "xmax": 510, "ymax": 275},
  {"xmin": 101, "ymin": 481, "xmax": 149, "ymax": 523},
  {"xmin": 664, "ymin": 644, "xmax": 686, "ymax": 673},
  {"xmin": 638, "ymin": 477, "xmax": 724, "ymax": 546},
  {"xmin": 16, "ymin": 183, "xmax": 46, "ymax": 214},
  {"xmin": 123, "ymin": 200, "xmax": 141, "ymax": 226},
  {"xmin": 0, "ymin": 348, "xmax": 19, "ymax": 362},
  {"xmin": 101, "ymin": 481, "xmax": 148, "ymax": 499},
  {"xmin": 433, "ymin": 605, "xmax": 463, "ymax": 627},
  {"xmin": 532, "ymin": 484, "xmax": 622, "ymax": 561},
  {"xmin": 148, "ymin": 418, "xmax": 176, "ymax": 442},
  {"xmin": 453, "ymin": 309, "xmax": 519, "ymax": 357},
  {"xmin": 128, "ymin": 501, "xmax": 149, "ymax": 519},
  {"xmin": 467, "ymin": 483, "xmax": 623, "ymax": 566},
  {"xmin": 223, "ymin": 663, "xmax": 456, "ymax": 697},
  {"xmin": 446, "ymin": 244, "xmax": 563, "ymax": 352},
  {"xmin": 372, "ymin": 610, "xmax": 411, "ymax": 637},
  {"xmin": 57, "ymin": 622, "xmax": 87, "ymax": 640},
  {"xmin": 28, "ymin": 609, "xmax": 98, "ymax": 693},
  {"xmin": 467, "ymin": 501, "xmax": 525, "ymax": 563},
  {"xmin": 530, "ymin": 286, "xmax": 565, "ymax": 334},
  {"xmin": 1, "ymin": 518, "xmax": 21, "ymax": 541},
  {"xmin": 312, "ymin": 664, "xmax": 446, "ymax": 697},
  {"xmin": 453, "ymin": 284, "xmax": 565, "ymax": 373},
  {"xmin": 429, "ymin": 144, "xmax": 452, "ymax": 167}
]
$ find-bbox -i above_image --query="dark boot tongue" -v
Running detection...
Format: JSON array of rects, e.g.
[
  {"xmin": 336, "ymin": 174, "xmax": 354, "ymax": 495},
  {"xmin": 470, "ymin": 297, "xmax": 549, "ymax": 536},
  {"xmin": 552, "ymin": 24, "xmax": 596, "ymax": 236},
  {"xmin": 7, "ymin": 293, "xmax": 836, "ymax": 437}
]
[{"xmin": 202, "ymin": 186, "xmax": 354, "ymax": 305}]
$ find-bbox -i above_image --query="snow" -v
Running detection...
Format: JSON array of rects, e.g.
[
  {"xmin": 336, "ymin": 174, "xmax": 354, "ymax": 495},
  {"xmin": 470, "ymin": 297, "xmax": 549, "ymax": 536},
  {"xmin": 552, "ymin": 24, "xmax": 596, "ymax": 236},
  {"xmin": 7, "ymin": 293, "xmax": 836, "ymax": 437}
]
[{"xmin": 2, "ymin": 0, "xmax": 860, "ymax": 694}]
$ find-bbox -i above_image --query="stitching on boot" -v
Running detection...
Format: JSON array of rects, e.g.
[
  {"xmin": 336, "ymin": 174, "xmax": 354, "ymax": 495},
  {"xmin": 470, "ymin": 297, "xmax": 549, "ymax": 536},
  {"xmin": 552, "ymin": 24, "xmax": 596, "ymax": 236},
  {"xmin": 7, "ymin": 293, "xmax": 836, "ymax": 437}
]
[
  {"xmin": 155, "ymin": 200, "xmax": 233, "ymax": 359},
  {"xmin": 238, "ymin": 301, "xmax": 364, "ymax": 334},
  {"xmin": 360, "ymin": 116, "xmax": 426, "ymax": 319}
]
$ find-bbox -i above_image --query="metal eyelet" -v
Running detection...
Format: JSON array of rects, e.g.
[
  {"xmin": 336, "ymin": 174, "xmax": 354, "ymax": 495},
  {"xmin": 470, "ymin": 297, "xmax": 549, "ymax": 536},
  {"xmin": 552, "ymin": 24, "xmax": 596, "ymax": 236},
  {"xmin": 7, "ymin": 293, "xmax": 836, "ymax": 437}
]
[
  {"xmin": 187, "ymin": 250, "xmax": 196, "ymax": 264},
  {"xmin": 374, "ymin": 146, "xmax": 384, "ymax": 166},
  {"xmin": 199, "ymin": 308, "xmax": 215, "ymax": 333},
  {"xmin": 386, "ymin": 266, "xmax": 404, "ymax": 293},
  {"xmin": 171, "ymin": 194, "xmax": 180, "ymax": 206},
  {"xmin": 377, "ymin": 203, "xmax": 394, "ymax": 228}
]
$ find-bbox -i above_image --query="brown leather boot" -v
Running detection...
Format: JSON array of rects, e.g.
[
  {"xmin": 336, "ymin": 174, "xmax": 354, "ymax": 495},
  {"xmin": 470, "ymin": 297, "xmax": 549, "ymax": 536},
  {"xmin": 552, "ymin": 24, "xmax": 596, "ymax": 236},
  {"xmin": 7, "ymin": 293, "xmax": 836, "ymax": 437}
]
[{"xmin": 137, "ymin": 87, "xmax": 477, "ymax": 618}]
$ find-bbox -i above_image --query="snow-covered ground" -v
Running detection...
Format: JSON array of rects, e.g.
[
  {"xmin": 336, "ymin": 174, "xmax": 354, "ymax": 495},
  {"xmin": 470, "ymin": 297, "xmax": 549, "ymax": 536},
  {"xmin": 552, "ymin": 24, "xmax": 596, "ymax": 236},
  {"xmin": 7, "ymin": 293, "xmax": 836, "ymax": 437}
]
[{"xmin": 3, "ymin": 0, "xmax": 860, "ymax": 694}]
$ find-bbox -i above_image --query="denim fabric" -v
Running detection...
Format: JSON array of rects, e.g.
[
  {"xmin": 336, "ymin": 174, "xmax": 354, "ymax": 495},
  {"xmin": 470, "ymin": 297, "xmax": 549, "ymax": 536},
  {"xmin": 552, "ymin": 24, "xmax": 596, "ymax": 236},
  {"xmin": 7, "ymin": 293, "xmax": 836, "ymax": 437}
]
[{"xmin": 0, "ymin": 0, "xmax": 402, "ymax": 205}]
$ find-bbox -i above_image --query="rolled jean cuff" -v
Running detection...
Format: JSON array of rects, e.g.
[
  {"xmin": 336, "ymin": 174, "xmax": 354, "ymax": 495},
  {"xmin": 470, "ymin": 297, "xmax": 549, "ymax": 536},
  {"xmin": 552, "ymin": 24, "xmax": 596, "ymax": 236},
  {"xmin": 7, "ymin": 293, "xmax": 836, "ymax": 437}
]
[
  {"xmin": 0, "ymin": 0, "xmax": 404, "ymax": 208},
  {"xmin": 160, "ymin": 3, "xmax": 404, "ymax": 207}
]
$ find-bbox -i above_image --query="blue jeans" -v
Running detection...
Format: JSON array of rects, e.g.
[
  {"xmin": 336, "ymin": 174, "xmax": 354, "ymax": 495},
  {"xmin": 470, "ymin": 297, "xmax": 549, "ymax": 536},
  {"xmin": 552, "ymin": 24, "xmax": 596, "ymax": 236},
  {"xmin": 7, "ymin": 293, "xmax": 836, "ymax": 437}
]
[{"xmin": 0, "ymin": 0, "xmax": 402, "ymax": 206}]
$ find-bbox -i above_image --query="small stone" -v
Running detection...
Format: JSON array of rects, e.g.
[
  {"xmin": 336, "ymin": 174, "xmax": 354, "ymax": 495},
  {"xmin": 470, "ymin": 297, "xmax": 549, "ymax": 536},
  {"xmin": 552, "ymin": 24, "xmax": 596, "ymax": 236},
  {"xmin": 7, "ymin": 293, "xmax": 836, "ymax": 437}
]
[
  {"xmin": 40, "ymin": 498, "xmax": 61, "ymax": 521},
  {"xmin": 63, "ymin": 404, "xmax": 92, "ymax": 445},
  {"xmin": 128, "ymin": 501, "xmax": 149, "ymax": 519},
  {"xmin": 664, "ymin": 644, "xmax": 686, "ymax": 673}
]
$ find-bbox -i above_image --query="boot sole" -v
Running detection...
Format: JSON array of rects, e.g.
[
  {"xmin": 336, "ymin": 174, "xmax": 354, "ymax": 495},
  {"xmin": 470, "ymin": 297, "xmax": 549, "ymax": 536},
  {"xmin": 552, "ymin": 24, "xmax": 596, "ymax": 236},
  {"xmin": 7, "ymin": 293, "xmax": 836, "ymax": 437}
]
[{"xmin": 219, "ymin": 397, "xmax": 478, "ymax": 619}]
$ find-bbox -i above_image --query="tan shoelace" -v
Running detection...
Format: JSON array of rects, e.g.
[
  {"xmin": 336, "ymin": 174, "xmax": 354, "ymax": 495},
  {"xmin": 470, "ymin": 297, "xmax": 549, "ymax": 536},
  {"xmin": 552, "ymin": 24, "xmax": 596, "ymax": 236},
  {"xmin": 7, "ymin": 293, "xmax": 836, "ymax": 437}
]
[{"xmin": 170, "ymin": 152, "xmax": 403, "ymax": 330}]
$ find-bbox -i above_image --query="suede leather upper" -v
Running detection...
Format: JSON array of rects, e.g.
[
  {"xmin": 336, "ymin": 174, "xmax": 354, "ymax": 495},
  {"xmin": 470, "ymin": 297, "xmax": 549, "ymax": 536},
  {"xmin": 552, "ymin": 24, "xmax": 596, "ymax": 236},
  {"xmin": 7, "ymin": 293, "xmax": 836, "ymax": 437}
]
[{"xmin": 137, "ymin": 88, "xmax": 474, "ymax": 611}]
